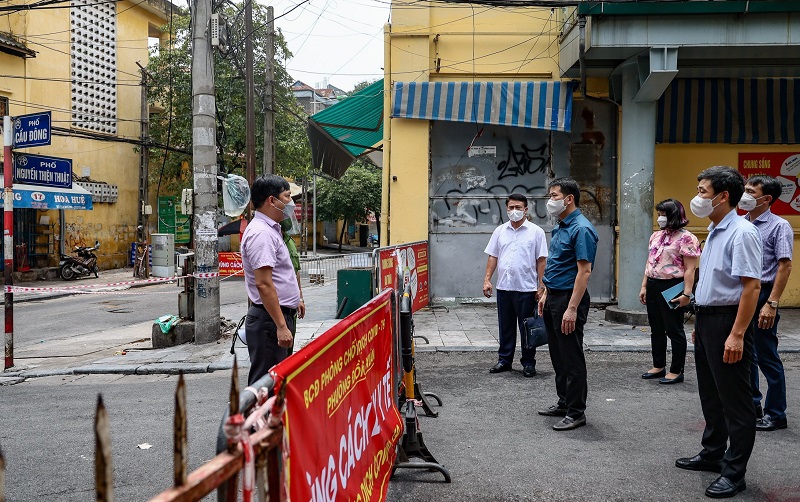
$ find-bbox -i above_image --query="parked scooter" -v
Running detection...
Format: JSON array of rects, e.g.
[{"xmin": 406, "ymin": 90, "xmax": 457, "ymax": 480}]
[{"xmin": 59, "ymin": 241, "xmax": 100, "ymax": 280}]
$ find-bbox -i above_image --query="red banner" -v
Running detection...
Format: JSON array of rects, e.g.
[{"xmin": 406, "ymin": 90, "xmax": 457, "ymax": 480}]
[
  {"xmin": 738, "ymin": 152, "xmax": 800, "ymax": 215},
  {"xmin": 270, "ymin": 290, "xmax": 402, "ymax": 502},
  {"xmin": 378, "ymin": 242, "xmax": 429, "ymax": 312},
  {"xmin": 218, "ymin": 252, "xmax": 243, "ymax": 277}
]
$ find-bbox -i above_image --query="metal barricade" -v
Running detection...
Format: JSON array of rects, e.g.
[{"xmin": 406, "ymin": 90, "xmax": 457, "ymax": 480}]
[
  {"xmin": 90, "ymin": 360, "xmax": 285, "ymax": 502},
  {"xmin": 298, "ymin": 252, "xmax": 373, "ymax": 285}
]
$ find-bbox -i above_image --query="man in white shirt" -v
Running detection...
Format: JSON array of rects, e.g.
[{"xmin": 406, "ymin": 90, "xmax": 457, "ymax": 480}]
[{"xmin": 483, "ymin": 193, "xmax": 548, "ymax": 377}]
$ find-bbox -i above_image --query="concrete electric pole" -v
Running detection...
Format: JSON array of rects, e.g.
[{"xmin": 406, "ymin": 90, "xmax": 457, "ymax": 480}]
[
  {"xmin": 262, "ymin": 6, "xmax": 275, "ymax": 175},
  {"xmin": 245, "ymin": 0, "xmax": 255, "ymax": 195},
  {"xmin": 191, "ymin": 0, "xmax": 220, "ymax": 344}
]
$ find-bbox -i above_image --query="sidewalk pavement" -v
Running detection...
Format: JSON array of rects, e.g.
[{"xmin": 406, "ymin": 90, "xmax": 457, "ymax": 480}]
[{"xmin": 3, "ymin": 268, "xmax": 800, "ymax": 385}]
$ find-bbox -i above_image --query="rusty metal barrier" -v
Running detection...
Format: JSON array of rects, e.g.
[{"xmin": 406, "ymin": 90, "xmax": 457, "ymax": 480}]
[{"xmin": 90, "ymin": 359, "xmax": 285, "ymax": 502}]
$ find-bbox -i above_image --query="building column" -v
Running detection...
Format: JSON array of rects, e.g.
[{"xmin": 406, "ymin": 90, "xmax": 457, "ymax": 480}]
[{"xmin": 617, "ymin": 61, "xmax": 656, "ymax": 312}]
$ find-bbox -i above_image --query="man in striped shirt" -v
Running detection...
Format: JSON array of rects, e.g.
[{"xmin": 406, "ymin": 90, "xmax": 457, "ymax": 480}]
[{"xmin": 739, "ymin": 175, "xmax": 793, "ymax": 432}]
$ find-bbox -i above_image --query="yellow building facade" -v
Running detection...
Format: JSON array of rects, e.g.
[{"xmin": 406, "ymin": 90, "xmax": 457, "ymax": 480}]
[{"xmin": 0, "ymin": 0, "xmax": 169, "ymax": 272}]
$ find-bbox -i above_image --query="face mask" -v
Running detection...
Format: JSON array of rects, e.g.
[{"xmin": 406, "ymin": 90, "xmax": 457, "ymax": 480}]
[
  {"xmin": 690, "ymin": 193, "xmax": 721, "ymax": 219},
  {"xmin": 657, "ymin": 216, "xmax": 668, "ymax": 229},
  {"xmin": 546, "ymin": 198, "xmax": 566, "ymax": 216},
  {"xmin": 273, "ymin": 198, "xmax": 296, "ymax": 220},
  {"xmin": 507, "ymin": 209, "xmax": 525, "ymax": 222},
  {"xmin": 737, "ymin": 193, "xmax": 757, "ymax": 211}
]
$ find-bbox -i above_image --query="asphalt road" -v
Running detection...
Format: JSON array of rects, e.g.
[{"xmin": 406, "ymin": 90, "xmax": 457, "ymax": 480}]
[
  {"xmin": 12, "ymin": 280, "xmax": 240, "ymax": 346},
  {"xmin": 3, "ymin": 352, "xmax": 799, "ymax": 501},
  {"xmin": 387, "ymin": 351, "xmax": 800, "ymax": 502},
  {"xmin": 11, "ymin": 277, "xmax": 338, "ymax": 349},
  {"xmin": 1, "ymin": 371, "xmax": 242, "ymax": 501}
]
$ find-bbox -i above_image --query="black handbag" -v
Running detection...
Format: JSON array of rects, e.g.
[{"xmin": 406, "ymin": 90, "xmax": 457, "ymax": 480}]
[{"xmin": 522, "ymin": 313, "xmax": 548, "ymax": 349}]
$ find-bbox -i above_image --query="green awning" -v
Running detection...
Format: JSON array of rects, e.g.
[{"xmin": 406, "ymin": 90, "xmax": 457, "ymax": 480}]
[{"xmin": 307, "ymin": 79, "xmax": 383, "ymax": 179}]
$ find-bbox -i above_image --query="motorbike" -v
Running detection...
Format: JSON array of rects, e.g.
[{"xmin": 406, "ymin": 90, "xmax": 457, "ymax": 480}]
[{"xmin": 59, "ymin": 241, "xmax": 100, "ymax": 280}]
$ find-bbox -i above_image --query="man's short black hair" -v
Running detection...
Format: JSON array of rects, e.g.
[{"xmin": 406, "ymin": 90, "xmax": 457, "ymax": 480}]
[
  {"xmin": 746, "ymin": 175, "xmax": 782, "ymax": 206},
  {"xmin": 252, "ymin": 174, "xmax": 290, "ymax": 210},
  {"xmin": 655, "ymin": 198, "xmax": 689, "ymax": 230},
  {"xmin": 506, "ymin": 193, "xmax": 528, "ymax": 207},
  {"xmin": 548, "ymin": 177, "xmax": 580, "ymax": 206},
  {"xmin": 697, "ymin": 166, "xmax": 745, "ymax": 206}
]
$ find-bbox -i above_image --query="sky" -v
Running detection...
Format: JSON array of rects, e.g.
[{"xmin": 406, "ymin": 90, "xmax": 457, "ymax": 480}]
[{"xmin": 263, "ymin": 0, "xmax": 391, "ymax": 92}]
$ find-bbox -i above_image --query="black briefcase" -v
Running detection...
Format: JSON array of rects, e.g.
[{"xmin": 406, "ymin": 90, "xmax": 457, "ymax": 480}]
[{"xmin": 522, "ymin": 314, "xmax": 548, "ymax": 349}]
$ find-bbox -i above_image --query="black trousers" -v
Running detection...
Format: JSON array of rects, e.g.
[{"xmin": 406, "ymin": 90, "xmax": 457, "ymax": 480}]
[
  {"xmin": 695, "ymin": 308, "xmax": 755, "ymax": 482},
  {"xmin": 543, "ymin": 289, "xmax": 590, "ymax": 419},
  {"xmin": 496, "ymin": 289, "xmax": 538, "ymax": 367},
  {"xmin": 245, "ymin": 305, "xmax": 296, "ymax": 385},
  {"xmin": 645, "ymin": 277, "xmax": 687, "ymax": 374}
]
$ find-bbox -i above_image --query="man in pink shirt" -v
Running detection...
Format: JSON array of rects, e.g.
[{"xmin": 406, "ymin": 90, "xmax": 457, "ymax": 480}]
[{"xmin": 241, "ymin": 174, "xmax": 304, "ymax": 384}]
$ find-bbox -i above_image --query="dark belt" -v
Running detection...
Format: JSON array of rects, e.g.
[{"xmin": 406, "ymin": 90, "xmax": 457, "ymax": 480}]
[
  {"xmin": 761, "ymin": 282, "xmax": 774, "ymax": 289},
  {"xmin": 694, "ymin": 305, "xmax": 738, "ymax": 315},
  {"xmin": 546, "ymin": 288, "xmax": 572, "ymax": 295},
  {"xmin": 252, "ymin": 303, "xmax": 297, "ymax": 316}
]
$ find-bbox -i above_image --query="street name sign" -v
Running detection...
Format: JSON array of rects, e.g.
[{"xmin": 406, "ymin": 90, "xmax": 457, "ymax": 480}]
[
  {"xmin": 13, "ymin": 153, "xmax": 72, "ymax": 189},
  {"xmin": 13, "ymin": 111, "xmax": 52, "ymax": 148}
]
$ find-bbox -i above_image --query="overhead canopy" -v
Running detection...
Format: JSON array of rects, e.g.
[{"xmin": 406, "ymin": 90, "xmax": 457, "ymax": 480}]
[
  {"xmin": 0, "ymin": 181, "xmax": 93, "ymax": 210},
  {"xmin": 391, "ymin": 81, "xmax": 573, "ymax": 132},
  {"xmin": 307, "ymin": 79, "xmax": 384, "ymax": 179},
  {"xmin": 657, "ymin": 77, "xmax": 800, "ymax": 144}
]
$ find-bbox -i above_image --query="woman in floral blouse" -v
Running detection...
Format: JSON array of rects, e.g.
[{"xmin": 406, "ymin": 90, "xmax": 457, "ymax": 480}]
[{"xmin": 639, "ymin": 198, "xmax": 701, "ymax": 384}]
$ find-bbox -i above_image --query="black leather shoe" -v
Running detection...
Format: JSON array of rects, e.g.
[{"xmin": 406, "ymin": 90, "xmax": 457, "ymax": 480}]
[
  {"xmin": 756, "ymin": 414, "xmax": 788, "ymax": 431},
  {"xmin": 522, "ymin": 365, "xmax": 536, "ymax": 378},
  {"xmin": 658, "ymin": 373, "xmax": 684, "ymax": 385},
  {"xmin": 489, "ymin": 362, "xmax": 511, "ymax": 374},
  {"xmin": 675, "ymin": 454, "xmax": 723, "ymax": 473},
  {"xmin": 553, "ymin": 415, "xmax": 586, "ymax": 431},
  {"xmin": 705, "ymin": 476, "xmax": 746, "ymax": 498},
  {"xmin": 641, "ymin": 369, "xmax": 666, "ymax": 379},
  {"xmin": 538, "ymin": 405, "xmax": 568, "ymax": 417}
]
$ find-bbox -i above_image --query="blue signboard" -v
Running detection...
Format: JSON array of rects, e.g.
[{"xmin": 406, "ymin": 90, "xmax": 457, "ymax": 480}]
[
  {"xmin": 13, "ymin": 111, "xmax": 51, "ymax": 148},
  {"xmin": 13, "ymin": 153, "xmax": 72, "ymax": 189},
  {"xmin": 0, "ymin": 186, "xmax": 93, "ymax": 210}
]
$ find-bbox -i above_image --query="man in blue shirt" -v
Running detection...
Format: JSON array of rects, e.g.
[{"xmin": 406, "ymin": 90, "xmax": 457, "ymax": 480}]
[
  {"xmin": 537, "ymin": 178, "xmax": 598, "ymax": 431},
  {"xmin": 739, "ymin": 175, "xmax": 793, "ymax": 432},
  {"xmin": 675, "ymin": 166, "xmax": 762, "ymax": 499}
]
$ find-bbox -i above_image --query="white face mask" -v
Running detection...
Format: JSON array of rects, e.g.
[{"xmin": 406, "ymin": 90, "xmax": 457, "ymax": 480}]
[
  {"xmin": 690, "ymin": 193, "xmax": 721, "ymax": 219},
  {"xmin": 657, "ymin": 216, "xmax": 668, "ymax": 229},
  {"xmin": 737, "ymin": 193, "xmax": 757, "ymax": 211},
  {"xmin": 546, "ymin": 198, "xmax": 567, "ymax": 216},
  {"xmin": 507, "ymin": 209, "xmax": 525, "ymax": 222},
  {"xmin": 273, "ymin": 198, "xmax": 296, "ymax": 220}
]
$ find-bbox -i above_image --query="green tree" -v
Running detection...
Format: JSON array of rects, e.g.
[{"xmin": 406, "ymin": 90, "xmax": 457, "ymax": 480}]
[
  {"xmin": 351, "ymin": 79, "xmax": 378, "ymax": 94},
  {"xmin": 145, "ymin": 4, "xmax": 311, "ymax": 198},
  {"xmin": 315, "ymin": 161, "xmax": 382, "ymax": 251}
]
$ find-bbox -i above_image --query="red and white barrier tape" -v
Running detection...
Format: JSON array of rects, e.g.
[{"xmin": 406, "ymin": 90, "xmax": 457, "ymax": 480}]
[
  {"xmin": 223, "ymin": 413, "xmax": 255, "ymax": 502},
  {"xmin": 5, "ymin": 271, "xmax": 222, "ymax": 294}
]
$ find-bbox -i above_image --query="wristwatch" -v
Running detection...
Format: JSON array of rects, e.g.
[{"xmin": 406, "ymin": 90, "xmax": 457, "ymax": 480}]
[
  {"xmin": 767, "ymin": 300, "xmax": 779, "ymax": 308},
  {"xmin": 680, "ymin": 292, "xmax": 694, "ymax": 300}
]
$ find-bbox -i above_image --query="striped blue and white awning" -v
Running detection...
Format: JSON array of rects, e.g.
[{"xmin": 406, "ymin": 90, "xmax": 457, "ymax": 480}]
[
  {"xmin": 392, "ymin": 81, "xmax": 573, "ymax": 132},
  {"xmin": 657, "ymin": 78, "xmax": 800, "ymax": 144}
]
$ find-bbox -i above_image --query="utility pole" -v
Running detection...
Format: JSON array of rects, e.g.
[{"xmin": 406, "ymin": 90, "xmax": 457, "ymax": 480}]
[
  {"xmin": 262, "ymin": 6, "xmax": 275, "ymax": 175},
  {"xmin": 244, "ymin": 0, "xmax": 255, "ymax": 204},
  {"xmin": 136, "ymin": 63, "xmax": 150, "ymax": 278},
  {"xmin": 312, "ymin": 172, "xmax": 317, "ymax": 256},
  {"xmin": 191, "ymin": 0, "xmax": 220, "ymax": 344},
  {"xmin": 3, "ymin": 115, "xmax": 13, "ymax": 369}
]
